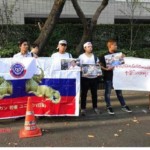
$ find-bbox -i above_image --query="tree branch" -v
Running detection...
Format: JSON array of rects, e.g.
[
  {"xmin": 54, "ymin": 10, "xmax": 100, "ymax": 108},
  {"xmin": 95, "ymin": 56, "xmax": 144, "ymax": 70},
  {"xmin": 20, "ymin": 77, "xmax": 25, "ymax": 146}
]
[
  {"xmin": 71, "ymin": 0, "xmax": 109, "ymax": 54},
  {"xmin": 71, "ymin": 0, "xmax": 87, "ymax": 27},
  {"xmin": 91, "ymin": 0, "xmax": 109, "ymax": 24},
  {"xmin": 34, "ymin": 0, "xmax": 66, "ymax": 53}
]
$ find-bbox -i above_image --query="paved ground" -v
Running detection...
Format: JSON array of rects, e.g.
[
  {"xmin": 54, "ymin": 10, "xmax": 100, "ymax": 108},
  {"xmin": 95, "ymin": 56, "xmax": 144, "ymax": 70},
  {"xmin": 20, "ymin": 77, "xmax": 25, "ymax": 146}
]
[{"xmin": 0, "ymin": 90, "xmax": 150, "ymax": 147}]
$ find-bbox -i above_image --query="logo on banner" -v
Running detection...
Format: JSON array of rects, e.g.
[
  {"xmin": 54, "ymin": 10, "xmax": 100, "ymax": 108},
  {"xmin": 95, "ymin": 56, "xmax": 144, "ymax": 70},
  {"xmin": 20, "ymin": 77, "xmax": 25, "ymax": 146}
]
[{"xmin": 10, "ymin": 63, "xmax": 26, "ymax": 78}]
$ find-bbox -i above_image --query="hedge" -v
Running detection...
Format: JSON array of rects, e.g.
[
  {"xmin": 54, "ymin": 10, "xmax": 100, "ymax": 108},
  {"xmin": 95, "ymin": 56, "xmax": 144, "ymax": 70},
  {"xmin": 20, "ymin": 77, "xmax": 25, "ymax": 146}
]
[{"xmin": 0, "ymin": 24, "xmax": 150, "ymax": 58}]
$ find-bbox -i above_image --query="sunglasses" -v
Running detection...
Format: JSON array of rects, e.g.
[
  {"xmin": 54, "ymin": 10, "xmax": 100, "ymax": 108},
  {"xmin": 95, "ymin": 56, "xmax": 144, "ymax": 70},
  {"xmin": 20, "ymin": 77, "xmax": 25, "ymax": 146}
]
[{"xmin": 60, "ymin": 44, "xmax": 67, "ymax": 47}]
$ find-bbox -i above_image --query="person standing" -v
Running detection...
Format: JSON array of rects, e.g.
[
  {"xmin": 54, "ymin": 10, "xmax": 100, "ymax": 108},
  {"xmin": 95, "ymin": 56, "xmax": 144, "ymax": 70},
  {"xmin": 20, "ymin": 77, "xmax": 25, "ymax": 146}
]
[
  {"xmin": 13, "ymin": 38, "xmax": 37, "ymax": 120},
  {"xmin": 13, "ymin": 38, "xmax": 32, "ymax": 58},
  {"xmin": 51, "ymin": 40, "xmax": 72, "ymax": 71},
  {"xmin": 78, "ymin": 42, "xmax": 100, "ymax": 116},
  {"xmin": 100, "ymin": 39, "xmax": 132, "ymax": 115},
  {"xmin": 30, "ymin": 43, "xmax": 39, "ymax": 58}
]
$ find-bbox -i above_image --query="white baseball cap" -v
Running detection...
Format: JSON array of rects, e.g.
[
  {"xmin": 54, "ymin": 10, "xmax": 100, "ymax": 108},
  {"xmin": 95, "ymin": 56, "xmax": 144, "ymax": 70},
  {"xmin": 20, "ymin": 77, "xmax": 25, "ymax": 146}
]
[
  {"xmin": 58, "ymin": 40, "xmax": 67, "ymax": 45},
  {"xmin": 83, "ymin": 42, "xmax": 92, "ymax": 48}
]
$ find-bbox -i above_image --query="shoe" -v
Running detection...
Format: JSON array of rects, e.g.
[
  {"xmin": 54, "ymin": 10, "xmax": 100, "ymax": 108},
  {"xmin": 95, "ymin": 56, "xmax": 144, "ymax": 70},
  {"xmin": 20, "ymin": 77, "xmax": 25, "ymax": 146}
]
[
  {"xmin": 81, "ymin": 109, "xmax": 86, "ymax": 116},
  {"xmin": 94, "ymin": 108, "xmax": 100, "ymax": 114},
  {"xmin": 107, "ymin": 107, "xmax": 115, "ymax": 115},
  {"xmin": 122, "ymin": 105, "xmax": 132, "ymax": 113}
]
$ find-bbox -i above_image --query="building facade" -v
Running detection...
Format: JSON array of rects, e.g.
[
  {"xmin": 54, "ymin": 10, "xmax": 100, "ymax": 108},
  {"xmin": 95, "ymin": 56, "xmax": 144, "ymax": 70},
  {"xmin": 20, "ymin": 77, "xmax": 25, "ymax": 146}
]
[{"xmin": 0, "ymin": 0, "xmax": 150, "ymax": 25}]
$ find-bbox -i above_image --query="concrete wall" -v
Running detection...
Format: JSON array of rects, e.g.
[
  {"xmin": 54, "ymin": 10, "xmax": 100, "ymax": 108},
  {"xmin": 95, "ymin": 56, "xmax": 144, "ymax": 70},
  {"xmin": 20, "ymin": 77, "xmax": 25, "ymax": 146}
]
[{"xmin": 0, "ymin": 0, "xmax": 150, "ymax": 24}]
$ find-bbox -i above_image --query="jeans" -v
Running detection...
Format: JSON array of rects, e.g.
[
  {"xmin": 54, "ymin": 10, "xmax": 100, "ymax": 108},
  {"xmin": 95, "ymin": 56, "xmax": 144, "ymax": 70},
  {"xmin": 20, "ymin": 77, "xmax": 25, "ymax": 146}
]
[
  {"xmin": 81, "ymin": 77, "xmax": 98, "ymax": 109},
  {"xmin": 104, "ymin": 80, "xmax": 126, "ymax": 107}
]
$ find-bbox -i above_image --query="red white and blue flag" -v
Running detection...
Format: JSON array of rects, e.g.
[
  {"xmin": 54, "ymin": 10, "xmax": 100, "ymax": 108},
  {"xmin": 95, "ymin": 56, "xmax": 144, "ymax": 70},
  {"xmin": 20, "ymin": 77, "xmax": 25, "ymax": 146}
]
[{"xmin": 0, "ymin": 58, "xmax": 80, "ymax": 119}]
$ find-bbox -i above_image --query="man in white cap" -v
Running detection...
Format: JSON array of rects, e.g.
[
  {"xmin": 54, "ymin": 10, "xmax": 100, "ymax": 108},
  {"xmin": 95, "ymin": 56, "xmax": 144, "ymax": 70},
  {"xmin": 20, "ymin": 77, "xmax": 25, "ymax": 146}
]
[
  {"xmin": 51, "ymin": 40, "xmax": 72, "ymax": 70},
  {"xmin": 78, "ymin": 41, "xmax": 100, "ymax": 116}
]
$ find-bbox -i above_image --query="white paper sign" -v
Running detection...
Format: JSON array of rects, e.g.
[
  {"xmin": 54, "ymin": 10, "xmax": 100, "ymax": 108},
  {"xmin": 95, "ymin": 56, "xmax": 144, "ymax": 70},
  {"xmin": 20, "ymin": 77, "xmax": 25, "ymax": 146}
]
[{"xmin": 113, "ymin": 57, "xmax": 150, "ymax": 91}]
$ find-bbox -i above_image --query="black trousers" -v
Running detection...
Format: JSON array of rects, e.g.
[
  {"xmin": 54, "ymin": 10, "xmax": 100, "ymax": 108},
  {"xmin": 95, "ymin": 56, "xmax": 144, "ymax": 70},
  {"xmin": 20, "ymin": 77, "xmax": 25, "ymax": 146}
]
[{"xmin": 81, "ymin": 77, "xmax": 98, "ymax": 109}]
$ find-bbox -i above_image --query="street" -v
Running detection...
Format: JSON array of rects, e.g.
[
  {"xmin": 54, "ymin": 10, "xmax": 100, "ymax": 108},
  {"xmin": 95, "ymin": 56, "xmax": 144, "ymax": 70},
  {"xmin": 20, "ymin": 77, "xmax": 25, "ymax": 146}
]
[{"xmin": 0, "ymin": 90, "xmax": 150, "ymax": 147}]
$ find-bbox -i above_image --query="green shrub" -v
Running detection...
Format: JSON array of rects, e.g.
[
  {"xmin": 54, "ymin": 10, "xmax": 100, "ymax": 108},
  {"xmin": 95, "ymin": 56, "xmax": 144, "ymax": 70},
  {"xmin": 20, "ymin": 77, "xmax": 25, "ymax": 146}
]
[
  {"xmin": 0, "ymin": 42, "xmax": 19, "ymax": 57},
  {"xmin": 0, "ymin": 24, "xmax": 150, "ymax": 58}
]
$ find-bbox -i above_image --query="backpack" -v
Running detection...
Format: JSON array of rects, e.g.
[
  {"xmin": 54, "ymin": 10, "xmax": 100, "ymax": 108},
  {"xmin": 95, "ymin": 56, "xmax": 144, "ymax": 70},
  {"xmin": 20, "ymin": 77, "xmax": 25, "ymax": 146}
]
[{"xmin": 68, "ymin": 53, "xmax": 72, "ymax": 58}]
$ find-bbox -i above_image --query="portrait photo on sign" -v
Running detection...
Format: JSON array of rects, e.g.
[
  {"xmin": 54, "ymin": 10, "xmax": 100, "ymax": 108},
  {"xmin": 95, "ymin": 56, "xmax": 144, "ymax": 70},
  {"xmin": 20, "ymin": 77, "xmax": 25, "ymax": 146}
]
[
  {"xmin": 81, "ymin": 64, "xmax": 102, "ymax": 78},
  {"xmin": 61, "ymin": 58, "xmax": 80, "ymax": 71},
  {"xmin": 104, "ymin": 52, "xmax": 125, "ymax": 67}
]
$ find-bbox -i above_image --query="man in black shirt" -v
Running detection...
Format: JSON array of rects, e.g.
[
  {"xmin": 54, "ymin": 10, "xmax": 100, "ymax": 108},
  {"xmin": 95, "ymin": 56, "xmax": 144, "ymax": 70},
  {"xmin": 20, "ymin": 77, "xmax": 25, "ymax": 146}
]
[{"xmin": 100, "ymin": 39, "xmax": 132, "ymax": 115}]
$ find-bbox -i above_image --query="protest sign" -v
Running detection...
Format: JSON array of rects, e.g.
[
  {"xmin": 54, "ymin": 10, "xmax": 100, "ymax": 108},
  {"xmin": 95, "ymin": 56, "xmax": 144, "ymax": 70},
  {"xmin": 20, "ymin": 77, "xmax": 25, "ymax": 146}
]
[
  {"xmin": 113, "ymin": 57, "xmax": 150, "ymax": 91},
  {"xmin": 105, "ymin": 52, "xmax": 124, "ymax": 67},
  {"xmin": 0, "ymin": 57, "xmax": 80, "ymax": 119},
  {"xmin": 81, "ymin": 64, "xmax": 102, "ymax": 78}
]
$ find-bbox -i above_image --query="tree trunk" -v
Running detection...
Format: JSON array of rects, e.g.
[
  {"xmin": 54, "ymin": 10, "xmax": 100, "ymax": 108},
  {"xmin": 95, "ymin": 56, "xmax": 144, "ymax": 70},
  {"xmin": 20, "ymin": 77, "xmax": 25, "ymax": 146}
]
[
  {"xmin": 75, "ymin": 26, "xmax": 93, "ymax": 54},
  {"xmin": 34, "ymin": 0, "xmax": 66, "ymax": 54},
  {"xmin": 71, "ymin": 0, "xmax": 109, "ymax": 54}
]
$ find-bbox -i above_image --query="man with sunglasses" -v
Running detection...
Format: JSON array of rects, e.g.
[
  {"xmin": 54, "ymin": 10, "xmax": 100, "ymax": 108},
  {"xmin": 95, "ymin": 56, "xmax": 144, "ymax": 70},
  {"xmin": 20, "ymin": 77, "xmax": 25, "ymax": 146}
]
[{"xmin": 51, "ymin": 40, "xmax": 72, "ymax": 70}]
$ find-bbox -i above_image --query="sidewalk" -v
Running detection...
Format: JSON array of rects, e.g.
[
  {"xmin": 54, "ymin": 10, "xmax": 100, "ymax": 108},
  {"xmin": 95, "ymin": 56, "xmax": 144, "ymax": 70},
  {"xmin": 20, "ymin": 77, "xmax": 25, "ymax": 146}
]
[
  {"xmin": 87, "ymin": 90, "xmax": 149, "ymax": 111},
  {"xmin": 0, "ymin": 90, "xmax": 149, "ymax": 147}
]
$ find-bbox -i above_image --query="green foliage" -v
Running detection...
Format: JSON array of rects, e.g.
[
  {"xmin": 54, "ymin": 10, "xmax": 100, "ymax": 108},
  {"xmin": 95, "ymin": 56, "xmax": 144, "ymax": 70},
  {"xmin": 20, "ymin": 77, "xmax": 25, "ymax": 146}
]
[
  {"xmin": 0, "ymin": 42, "xmax": 19, "ymax": 57},
  {"xmin": 44, "ymin": 24, "xmax": 83, "ymax": 57},
  {"xmin": 0, "ymin": 24, "xmax": 150, "ymax": 58},
  {"xmin": 0, "ymin": 25, "xmax": 39, "ymax": 57}
]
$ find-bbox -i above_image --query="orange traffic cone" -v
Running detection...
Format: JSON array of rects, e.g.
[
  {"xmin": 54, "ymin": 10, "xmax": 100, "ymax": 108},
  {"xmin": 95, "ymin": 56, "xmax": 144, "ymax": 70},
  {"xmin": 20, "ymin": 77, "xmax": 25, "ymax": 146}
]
[{"xmin": 19, "ymin": 97, "xmax": 42, "ymax": 138}]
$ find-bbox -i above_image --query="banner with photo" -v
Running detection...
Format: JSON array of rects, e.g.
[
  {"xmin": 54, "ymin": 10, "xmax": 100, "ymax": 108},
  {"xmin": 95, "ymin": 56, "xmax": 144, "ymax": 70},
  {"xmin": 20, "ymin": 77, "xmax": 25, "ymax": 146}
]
[
  {"xmin": 81, "ymin": 64, "xmax": 102, "ymax": 78},
  {"xmin": 104, "ymin": 52, "xmax": 124, "ymax": 67},
  {"xmin": 61, "ymin": 58, "xmax": 80, "ymax": 71},
  {"xmin": 113, "ymin": 57, "xmax": 150, "ymax": 91},
  {"xmin": 0, "ymin": 57, "xmax": 80, "ymax": 119}
]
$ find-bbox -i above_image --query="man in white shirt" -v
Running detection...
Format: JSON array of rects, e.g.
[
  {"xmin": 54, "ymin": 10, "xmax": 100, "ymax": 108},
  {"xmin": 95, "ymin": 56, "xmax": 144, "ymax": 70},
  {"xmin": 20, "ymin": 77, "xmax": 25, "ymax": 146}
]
[
  {"xmin": 51, "ymin": 40, "xmax": 72, "ymax": 70},
  {"xmin": 78, "ymin": 42, "xmax": 100, "ymax": 116},
  {"xmin": 13, "ymin": 38, "xmax": 32, "ymax": 58},
  {"xmin": 13, "ymin": 38, "xmax": 39, "ymax": 120}
]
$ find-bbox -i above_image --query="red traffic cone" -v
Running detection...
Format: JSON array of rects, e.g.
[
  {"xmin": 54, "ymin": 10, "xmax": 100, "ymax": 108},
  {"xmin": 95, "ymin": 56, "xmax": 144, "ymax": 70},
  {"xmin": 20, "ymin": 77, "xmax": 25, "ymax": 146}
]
[{"xmin": 19, "ymin": 97, "xmax": 42, "ymax": 138}]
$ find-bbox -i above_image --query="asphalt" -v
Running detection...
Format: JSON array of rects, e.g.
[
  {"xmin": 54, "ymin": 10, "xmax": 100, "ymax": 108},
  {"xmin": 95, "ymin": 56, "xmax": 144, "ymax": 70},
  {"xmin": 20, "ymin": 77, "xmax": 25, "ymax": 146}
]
[{"xmin": 0, "ymin": 90, "xmax": 150, "ymax": 147}]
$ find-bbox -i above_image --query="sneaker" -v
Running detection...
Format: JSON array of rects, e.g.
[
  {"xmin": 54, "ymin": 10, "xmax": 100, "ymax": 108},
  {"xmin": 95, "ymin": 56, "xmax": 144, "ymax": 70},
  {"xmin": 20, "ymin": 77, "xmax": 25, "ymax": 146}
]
[
  {"xmin": 94, "ymin": 108, "xmax": 100, "ymax": 115},
  {"xmin": 122, "ymin": 105, "xmax": 132, "ymax": 113},
  {"xmin": 107, "ymin": 107, "xmax": 115, "ymax": 115},
  {"xmin": 81, "ymin": 109, "xmax": 86, "ymax": 116}
]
